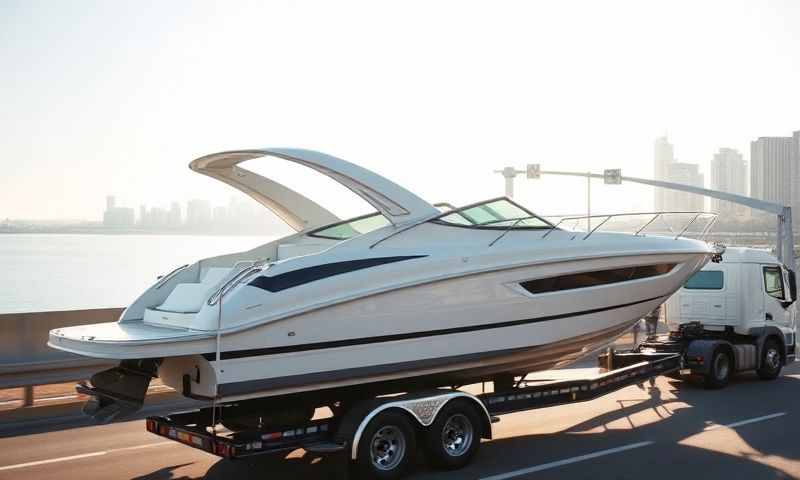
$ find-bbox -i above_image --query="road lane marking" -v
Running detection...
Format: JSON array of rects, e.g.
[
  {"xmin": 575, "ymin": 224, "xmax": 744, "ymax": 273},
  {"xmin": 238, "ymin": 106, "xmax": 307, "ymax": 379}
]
[
  {"xmin": 0, "ymin": 441, "xmax": 172, "ymax": 471},
  {"xmin": 704, "ymin": 412, "xmax": 787, "ymax": 431},
  {"xmin": 480, "ymin": 441, "xmax": 654, "ymax": 480}
]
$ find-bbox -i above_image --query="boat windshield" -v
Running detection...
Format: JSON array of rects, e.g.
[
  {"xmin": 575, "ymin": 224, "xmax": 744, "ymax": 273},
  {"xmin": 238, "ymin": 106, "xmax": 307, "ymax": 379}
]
[
  {"xmin": 307, "ymin": 199, "xmax": 550, "ymax": 240},
  {"xmin": 306, "ymin": 203, "xmax": 460, "ymax": 240},
  {"xmin": 307, "ymin": 213, "xmax": 390, "ymax": 240},
  {"xmin": 436, "ymin": 198, "xmax": 552, "ymax": 229}
]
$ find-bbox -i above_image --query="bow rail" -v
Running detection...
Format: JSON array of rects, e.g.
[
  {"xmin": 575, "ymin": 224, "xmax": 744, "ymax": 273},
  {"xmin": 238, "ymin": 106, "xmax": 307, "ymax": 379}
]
[{"xmin": 489, "ymin": 211, "xmax": 718, "ymax": 247}]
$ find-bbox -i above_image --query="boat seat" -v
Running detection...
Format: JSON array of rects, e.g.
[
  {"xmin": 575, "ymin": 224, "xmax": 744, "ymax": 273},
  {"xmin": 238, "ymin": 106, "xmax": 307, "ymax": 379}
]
[
  {"xmin": 157, "ymin": 267, "xmax": 233, "ymax": 314},
  {"xmin": 199, "ymin": 267, "xmax": 232, "ymax": 286}
]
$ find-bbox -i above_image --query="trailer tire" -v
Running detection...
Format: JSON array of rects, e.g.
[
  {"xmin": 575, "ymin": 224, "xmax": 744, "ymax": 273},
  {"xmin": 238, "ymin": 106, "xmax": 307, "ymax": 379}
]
[
  {"xmin": 757, "ymin": 338, "xmax": 783, "ymax": 380},
  {"xmin": 353, "ymin": 410, "xmax": 416, "ymax": 480},
  {"xmin": 422, "ymin": 399, "xmax": 482, "ymax": 470},
  {"xmin": 703, "ymin": 348, "xmax": 732, "ymax": 389}
]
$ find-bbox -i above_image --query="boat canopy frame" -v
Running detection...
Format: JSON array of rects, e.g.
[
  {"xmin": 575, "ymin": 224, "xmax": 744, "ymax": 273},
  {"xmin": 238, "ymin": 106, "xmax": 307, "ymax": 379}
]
[{"xmin": 190, "ymin": 149, "xmax": 439, "ymax": 232}]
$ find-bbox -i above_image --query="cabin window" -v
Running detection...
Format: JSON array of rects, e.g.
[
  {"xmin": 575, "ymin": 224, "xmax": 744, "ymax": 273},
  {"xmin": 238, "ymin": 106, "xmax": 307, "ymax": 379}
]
[
  {"xmin": 683, "ymin": 270, "xmax": 724, "ymax": 290},
  {"xmin": 763, "ymin": 266, "xmax": 786, "ymax": 300},
  {"xmin": 519, "ymin": 263, "xmax": 676, "ymax": 295},
  {"xmin": 436, "ymin": 198, "xmax": 552, "ymax": 229},
  {"xmin": 307, "ymin": 213, "xmax": 390, "ymax": 240}
]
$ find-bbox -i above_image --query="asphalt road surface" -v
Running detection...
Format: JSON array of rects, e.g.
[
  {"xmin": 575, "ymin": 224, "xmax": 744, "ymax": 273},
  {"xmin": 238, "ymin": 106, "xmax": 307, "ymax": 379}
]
[{"xmin": 2, "ymin": 362, "xmax": 799, "ymax": 480}]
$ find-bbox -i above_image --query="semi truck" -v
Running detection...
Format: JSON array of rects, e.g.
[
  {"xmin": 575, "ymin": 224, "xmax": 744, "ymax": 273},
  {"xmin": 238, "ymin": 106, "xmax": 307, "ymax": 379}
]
[{"xmin": 639, "ymin": 246, "xmax": 797, "ymax": 388}]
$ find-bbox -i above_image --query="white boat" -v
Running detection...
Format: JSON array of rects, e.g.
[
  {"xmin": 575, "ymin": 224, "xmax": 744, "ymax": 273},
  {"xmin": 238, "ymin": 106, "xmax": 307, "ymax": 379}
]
[{"xmin": 48, "ymin": 148, "xmax": 715, "ymax": 422}]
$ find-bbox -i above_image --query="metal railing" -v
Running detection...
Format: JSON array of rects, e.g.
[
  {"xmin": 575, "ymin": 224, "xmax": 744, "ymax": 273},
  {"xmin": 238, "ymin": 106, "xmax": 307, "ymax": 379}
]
[
  {"xmin": 489, "ymin": 211, "xmax": 718, "ymax": 247},
  {"xmin": 154, "ymin": 264, "xmax": 190, "ymax": 289},
  {"xmin": 207, "ymin": 260, "xmax": 269, "ymax": 306},
  {"xmin": 0, "ymin": 308, "xmax": 122, "ymax": 406}
]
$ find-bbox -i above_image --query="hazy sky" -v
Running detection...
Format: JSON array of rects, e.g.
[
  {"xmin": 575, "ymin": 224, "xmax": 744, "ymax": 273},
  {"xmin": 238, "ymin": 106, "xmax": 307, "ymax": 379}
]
[{"xmin": 2, "ymin": 0, "xmax": 799, "ymax": 223}]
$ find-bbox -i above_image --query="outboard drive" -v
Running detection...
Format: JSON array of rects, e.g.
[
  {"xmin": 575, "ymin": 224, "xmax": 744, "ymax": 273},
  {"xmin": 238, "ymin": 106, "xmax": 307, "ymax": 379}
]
[{"xmin": 76, "ymin": 359, "xmax": 159, "ymax": 423}]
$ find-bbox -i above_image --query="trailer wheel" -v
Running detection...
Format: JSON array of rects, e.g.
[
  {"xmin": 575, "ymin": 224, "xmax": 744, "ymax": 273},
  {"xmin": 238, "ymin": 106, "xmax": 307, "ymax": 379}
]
[
  {"xmin": 704, "ymin": 348, "xmax": 731, "ymax": 389},
  {"xmin": 423, "ymin": 399, "xmax": 482, "ymax": 470},
  {"xmin": 353, "ymin": 410, "xmax": 416, "ymax": 480},
  {"xmin": 757, "ymin": 339, "xmax": 783, "ymax": 380}
]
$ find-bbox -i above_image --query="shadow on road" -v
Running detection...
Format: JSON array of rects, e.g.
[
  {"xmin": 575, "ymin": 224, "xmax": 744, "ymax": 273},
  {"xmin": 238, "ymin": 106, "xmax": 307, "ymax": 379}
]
[{"xmin": 131, "ymin": 463, "xmax": 194, "ymax": 480}]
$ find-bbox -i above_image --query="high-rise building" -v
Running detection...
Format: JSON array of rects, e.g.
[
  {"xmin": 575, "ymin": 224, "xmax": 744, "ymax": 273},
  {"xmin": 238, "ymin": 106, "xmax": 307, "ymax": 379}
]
[
  {"xmin": 793, "ymin": 130, "xmax": 800, "ymax": 220},
  {"xmin": 751, "ymin": 131, "xmax": 800, "ymax": 225},
  {"xmin": 186, "ymin": 199, "xmax": 212, "ymax": 227},
  {"xmin": 663, "ymin": 162, "xmax": 704, "ymax": 212},
  {"xmin": 139, "ymin": 205, "xmax": 148, "ymax": 226},
  {"xmin": 103, "ymin": 195, "xmax": 134, "ymax": 228},
  {"xmin": 168, "ymin": 202, "xmax": 182, "ymax": 227},
  {"xmin": 653, "ymin": 136, "xmax": 675, "ymax": 211},
  {"xmin": 751, "ymin": 136, "xmax": 794, "ymax": 206},
  {"xmin": 653, "ymin": 136, "xmax": 704, "ymax": 212},
  {"xmin": 213, "ymin": 205, "xmax": 228, "ymax": 225},
  {"xmin": 710, "ymin": 148, "xmax": 747, "ymax": 217}
]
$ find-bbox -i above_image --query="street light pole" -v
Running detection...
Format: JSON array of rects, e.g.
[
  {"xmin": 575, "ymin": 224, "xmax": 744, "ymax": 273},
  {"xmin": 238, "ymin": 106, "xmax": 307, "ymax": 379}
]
[{"xmin": 587, "ymin": 172, "xmax": 591, "ymax": 231}]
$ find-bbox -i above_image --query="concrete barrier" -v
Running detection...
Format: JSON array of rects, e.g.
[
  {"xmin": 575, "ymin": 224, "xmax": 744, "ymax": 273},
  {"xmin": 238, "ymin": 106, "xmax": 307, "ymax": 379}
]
[{"xmin": 0, "ymin": 308, "xmax": 122, "ymax": 390}]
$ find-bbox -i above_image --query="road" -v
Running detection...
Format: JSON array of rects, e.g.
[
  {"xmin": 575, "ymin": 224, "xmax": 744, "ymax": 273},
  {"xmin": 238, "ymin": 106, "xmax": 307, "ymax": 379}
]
[{"xmin": 1, "ymin": 362, "xmax": 799, "ymax": 480}]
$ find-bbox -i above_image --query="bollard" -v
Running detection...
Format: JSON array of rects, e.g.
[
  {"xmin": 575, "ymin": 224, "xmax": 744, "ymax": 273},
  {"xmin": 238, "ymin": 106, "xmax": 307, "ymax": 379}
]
[{"xmin": 23, "ymin": 385, "xmax": 34, "ymax": 407}]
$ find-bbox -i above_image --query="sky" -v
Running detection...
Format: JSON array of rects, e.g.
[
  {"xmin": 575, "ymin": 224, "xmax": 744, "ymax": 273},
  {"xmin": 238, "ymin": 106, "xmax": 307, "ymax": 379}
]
[{"xmin": 1, "ymin": 0, "xmax": 799, "ymax": 223}]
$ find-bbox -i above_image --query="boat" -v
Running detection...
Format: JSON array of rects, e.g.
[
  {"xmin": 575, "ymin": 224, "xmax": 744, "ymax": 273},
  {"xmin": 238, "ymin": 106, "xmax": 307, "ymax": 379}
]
[{"xmin": 48, "ymin": 148, "xmax": 716, "ymax": 423}]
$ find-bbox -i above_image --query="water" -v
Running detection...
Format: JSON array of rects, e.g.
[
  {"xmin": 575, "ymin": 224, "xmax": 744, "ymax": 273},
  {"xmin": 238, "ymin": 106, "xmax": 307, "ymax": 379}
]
[{"xmin": 0, "ymin": 234, "xmax": 272, "ymax": 314}]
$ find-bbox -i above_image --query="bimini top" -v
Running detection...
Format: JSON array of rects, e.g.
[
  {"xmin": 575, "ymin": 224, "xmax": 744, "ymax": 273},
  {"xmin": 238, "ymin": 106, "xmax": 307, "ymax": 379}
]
[{"xmin": 190, "ymin": 148, "xmax": 439, "ymax": 232}]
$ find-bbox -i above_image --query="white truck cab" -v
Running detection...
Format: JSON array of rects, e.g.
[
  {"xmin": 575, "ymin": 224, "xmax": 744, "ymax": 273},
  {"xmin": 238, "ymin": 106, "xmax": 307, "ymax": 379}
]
[
  {"xmin": 666, "ymin": 247, "xmax": 797, "ymax": 346},
  {"xmin": 641, "ymin": 247, "xmax": 797, "ymax": 388}
]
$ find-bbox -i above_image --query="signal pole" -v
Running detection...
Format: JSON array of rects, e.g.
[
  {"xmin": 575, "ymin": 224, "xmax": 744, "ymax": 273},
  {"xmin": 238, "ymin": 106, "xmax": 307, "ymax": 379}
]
[{"xmin": 493, "ymin": 167, "xmax": 526, "ymax": 198}]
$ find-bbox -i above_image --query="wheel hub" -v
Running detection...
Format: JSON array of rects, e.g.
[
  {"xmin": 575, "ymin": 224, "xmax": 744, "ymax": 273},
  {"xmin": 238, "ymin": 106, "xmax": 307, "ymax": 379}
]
[
  {"xmin": 714, "ymin": 353, "xmax": 730, "ymax": 380},
  {"xmin": 441, "ymin": 414, "xmax": 473, "ymax": 457},
  {"xmin": 766, "ymin": 348, "xmax": 780, "ymax": 369},
  {"xmin": 370, "ymin": 425, "xmax": 405, "ymax": 471}
]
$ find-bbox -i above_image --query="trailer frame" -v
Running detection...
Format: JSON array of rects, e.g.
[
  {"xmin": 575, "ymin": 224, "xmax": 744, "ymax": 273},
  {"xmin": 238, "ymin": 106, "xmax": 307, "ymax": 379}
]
[{"xmin": 145, "ymin": 351, "xmax": 681, "ymax": 463}]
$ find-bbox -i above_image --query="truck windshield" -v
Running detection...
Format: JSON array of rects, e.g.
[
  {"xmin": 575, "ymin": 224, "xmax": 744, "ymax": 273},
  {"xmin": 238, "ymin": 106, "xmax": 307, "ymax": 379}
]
[{"xmin": 684, "ymin": 270, "xmax": 724, "ymax": 290}]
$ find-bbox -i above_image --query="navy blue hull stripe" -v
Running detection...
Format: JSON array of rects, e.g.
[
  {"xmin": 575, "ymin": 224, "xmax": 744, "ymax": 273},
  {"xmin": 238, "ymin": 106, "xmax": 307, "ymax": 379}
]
[
  {"xmin": 202, "ymin": 294, "xmax": 667, "ymax": 361},
  {"xmin": 247, "ymin": 255, "xmax": 427, "ymax": 293}
]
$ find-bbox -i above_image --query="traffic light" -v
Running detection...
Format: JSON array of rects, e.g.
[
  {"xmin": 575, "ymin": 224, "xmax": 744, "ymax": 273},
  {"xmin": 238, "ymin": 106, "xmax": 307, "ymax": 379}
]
[{"xmin": 603, "ymin": 169, "xmax": 622, "ymax": 185}]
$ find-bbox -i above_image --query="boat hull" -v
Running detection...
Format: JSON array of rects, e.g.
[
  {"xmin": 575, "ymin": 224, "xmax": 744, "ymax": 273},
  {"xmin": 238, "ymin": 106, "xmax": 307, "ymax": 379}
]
[{"xmin": 161, "ymin": 251, "xmax": 708, "ymax": 402}]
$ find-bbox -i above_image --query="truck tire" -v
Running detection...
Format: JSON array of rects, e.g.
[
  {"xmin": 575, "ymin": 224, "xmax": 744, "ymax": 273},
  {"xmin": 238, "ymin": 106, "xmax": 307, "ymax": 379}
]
[
  {"xmin": 704, "ymin": 348, "xmax": 732, "ymax": 389},
  {"xmin": 422, "ymin": 399, "xmax": 482, "ymax": 470},
  {"xmin": 757, "ymin": 339, "xmax": 783, "ymax": 380},
  {"xmin": 353, "ymin": 410, "xmax": 416, "ymax": 480}
]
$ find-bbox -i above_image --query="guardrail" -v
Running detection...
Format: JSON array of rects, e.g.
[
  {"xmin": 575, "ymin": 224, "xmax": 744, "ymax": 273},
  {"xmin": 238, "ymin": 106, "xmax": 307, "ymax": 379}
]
[{"xmin": 0, "ymin": 308, "xmax": 121, "ymax": 405}]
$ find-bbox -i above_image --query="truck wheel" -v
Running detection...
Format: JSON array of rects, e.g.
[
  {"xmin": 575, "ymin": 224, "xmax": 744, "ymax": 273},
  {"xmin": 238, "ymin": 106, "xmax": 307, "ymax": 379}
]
[
  {"xmin": 423, "ymin": 399, "xmax": 482, "ymax": 470},
  {"xmin": 353, "ymin": 410, "xmax": 416, "ymax": 480},
  {"xmin": 757, "ymin": 339, "xmax": 783, "ymax": 380},
  {"xmin": 704, "ymin": 348, "xmax": 731, "ymax": 389}
]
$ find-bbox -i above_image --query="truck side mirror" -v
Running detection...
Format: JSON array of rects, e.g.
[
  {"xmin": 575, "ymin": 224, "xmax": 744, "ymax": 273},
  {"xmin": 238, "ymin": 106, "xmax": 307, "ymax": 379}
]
[{"xmin": 789, "ymin": 269, "xmax": 797, "ymax": 304}]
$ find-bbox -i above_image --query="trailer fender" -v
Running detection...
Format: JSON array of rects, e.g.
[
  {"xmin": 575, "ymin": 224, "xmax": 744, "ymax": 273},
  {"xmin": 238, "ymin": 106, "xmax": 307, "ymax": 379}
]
[
  {"xmin": 685, "ymin": 340, "xmax": 733, "ymax": 375},
  {"xmin": 341, "ymin": 391, "xmax": 491, "ymax": 461}
]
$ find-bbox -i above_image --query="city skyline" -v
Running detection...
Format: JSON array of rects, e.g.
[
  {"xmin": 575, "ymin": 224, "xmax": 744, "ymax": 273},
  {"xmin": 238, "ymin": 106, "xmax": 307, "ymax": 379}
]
[
  {"xmin": 102, "ymin": 194, "xmax": 286, "ymax": 233},
  {"xmin": 5, "ymin": 126, "xmax": 799, "ymax": 225}
]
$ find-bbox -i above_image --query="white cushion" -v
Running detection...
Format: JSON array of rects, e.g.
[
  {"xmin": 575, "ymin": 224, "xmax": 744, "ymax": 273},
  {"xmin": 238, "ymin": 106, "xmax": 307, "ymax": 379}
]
[
  {"xmin": 200, "ymin": 267, "xmax": 233, "ymax": 286},
  {"xmin": 158, "ymin": 283, "xmax": 216, "ymax": 313}
]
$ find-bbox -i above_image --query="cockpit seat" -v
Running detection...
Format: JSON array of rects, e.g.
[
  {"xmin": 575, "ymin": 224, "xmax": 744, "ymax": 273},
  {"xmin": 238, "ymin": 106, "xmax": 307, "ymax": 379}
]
[{"xmin": 157, "ymin": 267, "xmax": 233, "ymax": 314}]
